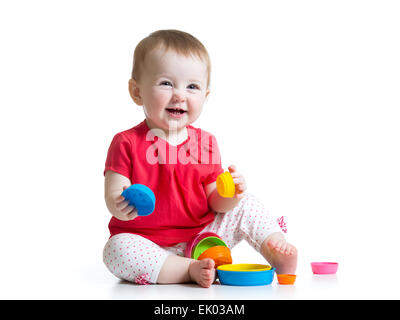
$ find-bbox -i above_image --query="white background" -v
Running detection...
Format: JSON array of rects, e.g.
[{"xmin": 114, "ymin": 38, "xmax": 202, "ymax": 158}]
[{"xmin": 0, "ymin": 0, "xmax": 399, "ymax": 299}]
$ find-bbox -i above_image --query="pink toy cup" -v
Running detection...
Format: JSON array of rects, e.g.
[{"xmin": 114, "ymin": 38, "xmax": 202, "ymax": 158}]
[{"xmin": 311, "ymin": 262, "xmax": 339, "ymax": 274}]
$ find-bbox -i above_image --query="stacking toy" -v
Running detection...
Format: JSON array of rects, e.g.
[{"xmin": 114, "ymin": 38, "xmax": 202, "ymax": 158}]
[
  {"xmin": 217, "ymin": 264, "xmax": 275, "ymax": 286},
  {"xmin": 197, "ymin": 245, "xmax": 232, "ymax": 268},
  {"xmin": 184, "ymin": 232, "xmax": 221, "ymax": 258},
  {"xmin": 121, "ymin": 184, "xmax": 156, "ymax": 216},
  {"xmin": 192, "ymin": 236, "xmax": 228, "ymax": 260},
  {"xmin": 277, "ymin": 274, "xmax": 297, "ymax": 285},
  {"xmin": 216, "ymin": 171, "xmax": 235, "ymax": 198},
  {"xmin": 311, "ymin": 262, "xmax": 338, "ymax": 274}
]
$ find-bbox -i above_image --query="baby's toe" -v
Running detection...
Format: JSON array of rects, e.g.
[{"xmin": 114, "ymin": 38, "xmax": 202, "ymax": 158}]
[
  {"xmin": 266, "ymin": 238, "xmax": 278, "ymax": 250},
  {"xmin": 275, "ymin": 240, "xmax": 286, "ymax": 252},
  {"xmin": 200, "ymin": 270, "xmax": 214, "ymax": 288},
  {"xmin": 200, "ymin": 258, "xmax": 215, "ymax": 269}
]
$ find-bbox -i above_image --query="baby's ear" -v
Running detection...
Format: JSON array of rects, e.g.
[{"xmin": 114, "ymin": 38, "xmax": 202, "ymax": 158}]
[
  {"xmin": 128, "ymin": 78, "xmax": 143, "ymax": 106},
  {"xmin": 205, "ymin": 88, "xmax": 210, "ymax": 99}
]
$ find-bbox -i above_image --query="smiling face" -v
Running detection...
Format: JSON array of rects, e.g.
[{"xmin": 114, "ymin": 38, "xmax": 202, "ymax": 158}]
[{"xmin": 129, "ymin": 47, "xmax": 210, "ymax": 138}]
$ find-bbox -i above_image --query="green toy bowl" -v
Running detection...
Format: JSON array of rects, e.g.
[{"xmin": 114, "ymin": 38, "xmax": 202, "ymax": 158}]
[{"xmin": 192, "ymin": 236, "xmax": 228, "ymax": 260}]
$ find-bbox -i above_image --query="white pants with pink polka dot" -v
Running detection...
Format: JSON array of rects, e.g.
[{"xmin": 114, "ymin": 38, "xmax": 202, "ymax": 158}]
[{"xmin": 103, "ymin": 193, "xmax": 284, "ymax": 284}]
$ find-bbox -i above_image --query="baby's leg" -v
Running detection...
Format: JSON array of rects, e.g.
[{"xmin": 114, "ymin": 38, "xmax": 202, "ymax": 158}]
[
  {"xmin": 103, "ymin": 233, "xmax": 171, "ymax": 284},
  {"xmin": 203, "ymin": 193, "xmax": 297, "ymax": 274},
  {"xmin": 103, "ymin": 233, "xmax": 215, "ymax": 287}
]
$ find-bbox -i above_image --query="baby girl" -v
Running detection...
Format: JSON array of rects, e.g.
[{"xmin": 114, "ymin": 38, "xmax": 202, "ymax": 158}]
[{"xmin": 103, "ymin": 29, "xmax": 297, "ymax": 287}]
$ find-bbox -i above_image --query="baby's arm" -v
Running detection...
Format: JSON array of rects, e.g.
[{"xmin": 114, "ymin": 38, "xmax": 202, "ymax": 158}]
[
  {"xmin": 205, "ymin": 181, "xmax": 241, "ymax": 213},
  {"xmin": 104, "ymin": 170, "xmax": 138, "ymax": 221}
]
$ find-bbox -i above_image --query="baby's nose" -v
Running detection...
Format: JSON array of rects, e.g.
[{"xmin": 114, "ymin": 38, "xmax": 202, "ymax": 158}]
[{"xmin": 172, "ymin": 89, "xmax": 186, "ymax": 103}]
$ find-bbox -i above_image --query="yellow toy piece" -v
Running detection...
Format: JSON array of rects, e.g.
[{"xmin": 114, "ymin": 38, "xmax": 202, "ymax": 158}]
[{"xmin": 216, "ymin": 171, "xmax": 236, "ymax": 198}]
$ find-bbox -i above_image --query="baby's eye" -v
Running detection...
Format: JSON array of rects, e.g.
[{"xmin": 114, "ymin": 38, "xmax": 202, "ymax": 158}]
[
  {"xmin": 160, "ymin": 81, "xmax": 172, "ymax": 86},
  {"xmin": 187, "ymin": 84, "xmax": 200, "ymax": 90}
]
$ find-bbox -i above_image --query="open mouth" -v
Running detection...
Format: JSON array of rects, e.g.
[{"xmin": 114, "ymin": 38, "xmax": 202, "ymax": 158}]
[{"xmin": 166, "ymin": 108, "xmax": 187, "ymax": 115}]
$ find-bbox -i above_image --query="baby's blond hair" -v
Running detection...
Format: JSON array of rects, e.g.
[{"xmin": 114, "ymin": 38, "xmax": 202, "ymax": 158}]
[{"xmin": 131, "ymin": 29, "xmax": 211, "ymax": 88}]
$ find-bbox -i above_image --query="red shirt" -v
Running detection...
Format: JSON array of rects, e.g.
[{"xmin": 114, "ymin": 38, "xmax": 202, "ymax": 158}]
[{"xmin": 104, "ymin": 120, "xmax": 224, "ymax": 247}]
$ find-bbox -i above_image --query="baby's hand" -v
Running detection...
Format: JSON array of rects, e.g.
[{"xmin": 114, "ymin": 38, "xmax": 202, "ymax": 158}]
[
  {"xmin": 228, "ymin": 165, "xmax": 247, "ymax": 200},
  {"xmin": 112, "ymin": 186, "xmax": 138, "ymax": 221}
]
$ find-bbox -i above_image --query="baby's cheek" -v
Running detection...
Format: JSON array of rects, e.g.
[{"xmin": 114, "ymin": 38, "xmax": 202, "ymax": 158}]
[
  {"xmin": 149, "ymin": 88, "xmax": 171, "ymax": 106},
  {"xmin": 188, "ymin": 96, "xmax": 206, "ymax": 112}
]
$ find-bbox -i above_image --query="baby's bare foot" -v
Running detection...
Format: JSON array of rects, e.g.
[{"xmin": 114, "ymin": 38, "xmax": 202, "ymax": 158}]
[
  {"xmin": 189, "ymin": 259, "xmax": 216, "ymax": 288},
  {"xmin": 262, "ymin": 233, "xmax": 298, "ymax": 275}
]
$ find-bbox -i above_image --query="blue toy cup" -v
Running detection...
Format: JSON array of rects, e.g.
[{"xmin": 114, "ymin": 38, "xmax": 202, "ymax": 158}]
[
  {"xmin": 217, "ymin": 264, "xmax": 275, "ymax": 286},
  {"xmin": 121, "ymin": 184, "xmax": 156, "ymax": 216}
]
